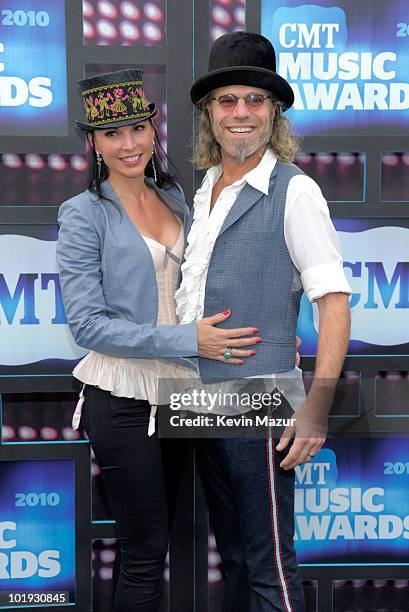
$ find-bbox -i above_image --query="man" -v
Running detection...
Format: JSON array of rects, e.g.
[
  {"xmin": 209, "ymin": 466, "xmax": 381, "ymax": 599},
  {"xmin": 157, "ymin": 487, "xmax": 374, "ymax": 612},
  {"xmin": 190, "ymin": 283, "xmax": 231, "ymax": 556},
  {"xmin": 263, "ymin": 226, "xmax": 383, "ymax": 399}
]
[{"xmin": 175, "ymin": 32, "xmax": 351, "ymax": 611}]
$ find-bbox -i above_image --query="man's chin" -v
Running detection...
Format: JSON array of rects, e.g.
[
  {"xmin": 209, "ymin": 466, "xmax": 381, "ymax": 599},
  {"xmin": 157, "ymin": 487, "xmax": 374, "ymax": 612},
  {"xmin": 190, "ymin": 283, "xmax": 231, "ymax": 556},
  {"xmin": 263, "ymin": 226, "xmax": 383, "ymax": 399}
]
[
  {"xmin": 234, "ymin": 151, "xmax": 248, "ymax": 164},
  {"xmin": 234, "ymin": 145, "xmax": 263, "ymax": 164},
  {"xmin": 229, "ymin": 142, "xmax": 255, "ymax": 164}
]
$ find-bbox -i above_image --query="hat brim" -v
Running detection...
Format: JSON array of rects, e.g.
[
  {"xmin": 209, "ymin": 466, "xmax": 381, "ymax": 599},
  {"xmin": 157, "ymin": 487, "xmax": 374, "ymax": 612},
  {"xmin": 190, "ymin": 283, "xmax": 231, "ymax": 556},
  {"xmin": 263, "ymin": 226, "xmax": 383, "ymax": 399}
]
[
  {"xmin": 75, "ymin": 102, "xmax": 157, "ymax": 131},
  {"xmin": 190, "ymin": 67, "xmax": 294, "ymax": 111}
]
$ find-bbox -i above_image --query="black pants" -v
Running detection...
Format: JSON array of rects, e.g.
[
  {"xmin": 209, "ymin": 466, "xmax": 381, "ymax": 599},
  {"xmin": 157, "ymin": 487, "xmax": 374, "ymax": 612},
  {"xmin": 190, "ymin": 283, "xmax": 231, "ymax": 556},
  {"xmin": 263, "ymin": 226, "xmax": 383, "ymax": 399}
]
[{"xmin": 83, "ymin": 386, "xmax": 187, "ymax": 611}]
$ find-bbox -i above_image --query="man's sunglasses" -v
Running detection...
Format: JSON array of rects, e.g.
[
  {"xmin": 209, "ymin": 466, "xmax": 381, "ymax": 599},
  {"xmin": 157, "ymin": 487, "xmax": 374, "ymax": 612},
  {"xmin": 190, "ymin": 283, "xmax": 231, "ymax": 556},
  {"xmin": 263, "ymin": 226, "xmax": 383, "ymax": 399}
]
[{"xmin": 209, "ymin": 93, "xmax": 272, "ymax": 109}]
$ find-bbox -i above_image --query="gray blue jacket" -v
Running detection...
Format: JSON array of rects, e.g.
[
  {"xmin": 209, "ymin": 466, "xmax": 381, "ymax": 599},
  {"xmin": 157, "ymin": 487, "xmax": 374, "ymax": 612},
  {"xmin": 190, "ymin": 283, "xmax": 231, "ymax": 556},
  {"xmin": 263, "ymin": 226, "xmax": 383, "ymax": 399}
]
[{"xmin": 56, "ymin": 179, "xmax": 197, "ymax": 369}]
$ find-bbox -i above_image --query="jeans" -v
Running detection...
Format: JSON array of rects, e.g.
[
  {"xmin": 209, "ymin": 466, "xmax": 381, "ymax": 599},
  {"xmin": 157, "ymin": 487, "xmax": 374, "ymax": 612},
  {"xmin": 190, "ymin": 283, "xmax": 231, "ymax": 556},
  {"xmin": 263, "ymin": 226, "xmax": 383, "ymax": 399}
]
[
  {"xmin": 196, "ymin": 432, "xmax": 305, "ymax": 612},
  {"xmin": 83, "ymin": 386, "xmax": 187, "ymax": 611}
]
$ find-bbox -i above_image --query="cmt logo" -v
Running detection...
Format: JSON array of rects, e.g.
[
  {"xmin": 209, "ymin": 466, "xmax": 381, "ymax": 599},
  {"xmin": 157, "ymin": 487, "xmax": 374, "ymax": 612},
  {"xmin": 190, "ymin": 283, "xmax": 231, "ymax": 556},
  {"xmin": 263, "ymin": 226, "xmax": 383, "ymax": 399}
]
[
  {"xmin": 295, "ymin": 448, "xmax": 338, "ymax": 488},
  {"xmin": 279, "ymin": 23, "xmax": 340, "ymax": 49},
  {"xmin": 345, "ymin": 262, "xmax": 409, "ymax": 309},
  {"xmin": 312, "ymin": 226, "xmax": 409, "ymax": 347},
  {"xmin": 0, "ymin": 273, "xmax": 66, "ymax": 325},
  {"xmin": 272, "ymin": 5, "xmax": 347, "ymax": 53},
  {"xmin": 0, "ymin": 234, "xmax": 86, "ymax": 366}
]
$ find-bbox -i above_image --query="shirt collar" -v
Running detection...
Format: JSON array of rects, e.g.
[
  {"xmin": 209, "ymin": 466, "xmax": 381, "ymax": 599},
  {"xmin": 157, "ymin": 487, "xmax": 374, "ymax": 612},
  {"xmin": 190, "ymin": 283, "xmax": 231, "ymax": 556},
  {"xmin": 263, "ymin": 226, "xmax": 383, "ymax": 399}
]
[{"xmin": 204, "ymin": 148, "xmax": 277, "ymax": 196}]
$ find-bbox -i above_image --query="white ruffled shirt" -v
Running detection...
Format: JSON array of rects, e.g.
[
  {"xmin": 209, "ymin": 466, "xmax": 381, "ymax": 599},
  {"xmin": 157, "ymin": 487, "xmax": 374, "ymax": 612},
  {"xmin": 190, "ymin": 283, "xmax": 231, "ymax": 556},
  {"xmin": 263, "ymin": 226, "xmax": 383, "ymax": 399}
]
[{"xmin": 173, "ymin": 149, "xmax": 351, "ymax": 415}]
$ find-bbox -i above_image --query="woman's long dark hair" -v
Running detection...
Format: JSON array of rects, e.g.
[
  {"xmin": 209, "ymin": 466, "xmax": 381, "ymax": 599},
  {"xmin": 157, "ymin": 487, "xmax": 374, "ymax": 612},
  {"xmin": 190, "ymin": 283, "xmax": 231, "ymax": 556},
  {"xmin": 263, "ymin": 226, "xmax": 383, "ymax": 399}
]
[{"xmin": 85, "ymin": 122, "xmax": 180, "ymax": 200}]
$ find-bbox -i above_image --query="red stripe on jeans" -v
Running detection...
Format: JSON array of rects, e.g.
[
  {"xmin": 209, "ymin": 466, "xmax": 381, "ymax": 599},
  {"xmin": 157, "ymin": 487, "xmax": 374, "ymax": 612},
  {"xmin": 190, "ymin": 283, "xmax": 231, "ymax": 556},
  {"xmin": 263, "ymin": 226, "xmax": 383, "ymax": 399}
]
[{"xmin": 266, "ymin": 431, "xmax": 293, "ymax": 612}]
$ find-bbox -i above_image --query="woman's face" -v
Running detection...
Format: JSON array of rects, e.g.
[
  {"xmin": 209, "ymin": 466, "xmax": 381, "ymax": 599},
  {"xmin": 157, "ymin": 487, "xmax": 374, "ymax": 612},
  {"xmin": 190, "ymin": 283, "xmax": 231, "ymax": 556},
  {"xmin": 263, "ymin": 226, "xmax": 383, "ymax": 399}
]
[{"xmin": 92, "ymin": 120, "xmax": 154, "ymax": 181}]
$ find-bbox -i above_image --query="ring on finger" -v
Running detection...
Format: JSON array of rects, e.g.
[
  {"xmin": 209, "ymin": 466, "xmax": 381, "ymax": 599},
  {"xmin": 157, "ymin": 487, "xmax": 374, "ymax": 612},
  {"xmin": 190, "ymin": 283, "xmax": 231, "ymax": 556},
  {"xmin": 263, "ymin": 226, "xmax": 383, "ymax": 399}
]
[
  {"xmin": 223, "ymin": 348, "xmax": 234, "ymax": 360},
  {"xmin": 307, "ymin": 451, "xmax": 315, "ymax": 459}
]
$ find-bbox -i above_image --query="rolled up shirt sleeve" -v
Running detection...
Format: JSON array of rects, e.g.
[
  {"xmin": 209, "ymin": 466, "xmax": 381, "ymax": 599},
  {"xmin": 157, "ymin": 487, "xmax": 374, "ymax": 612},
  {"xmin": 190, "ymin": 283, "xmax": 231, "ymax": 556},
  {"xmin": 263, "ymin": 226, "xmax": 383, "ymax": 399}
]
[{"xmin": 284, "ymin": 174, "xmax": 352, "ymax": 302}]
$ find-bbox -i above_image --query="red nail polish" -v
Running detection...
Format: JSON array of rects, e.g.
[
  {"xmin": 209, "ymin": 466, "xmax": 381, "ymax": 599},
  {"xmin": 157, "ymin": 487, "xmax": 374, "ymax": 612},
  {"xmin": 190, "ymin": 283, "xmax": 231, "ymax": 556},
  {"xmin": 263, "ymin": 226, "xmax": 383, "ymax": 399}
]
[
  {"xmin": 238, "ymin": 360, "xmax": 244, "ymax": 365},
  {"xmin": 253, "ymin": 328, "xmax": 259, "ymax": 333},
  {"xmin": 223, "ymin": 309, "xmax": 230, "ymax": 316},
  {"xmin": 255, "ymin": 338, "xmax": 263, "ymax": 343},
  {"xmin": 250, "ymin": 351, "xmax": 256, "ymax": 356}
]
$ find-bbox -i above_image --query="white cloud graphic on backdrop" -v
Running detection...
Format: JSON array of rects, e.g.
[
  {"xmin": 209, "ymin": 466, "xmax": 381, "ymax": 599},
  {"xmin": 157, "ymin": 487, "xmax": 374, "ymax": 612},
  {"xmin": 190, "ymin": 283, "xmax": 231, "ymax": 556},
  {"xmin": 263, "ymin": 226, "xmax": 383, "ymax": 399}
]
[
  {"xmin": 312, "ymin": 226, "xmax": 409, "ymax": 346},
  {"xmin": 0, "ymin": 235, "xmax": 86, "ymax": 365}
]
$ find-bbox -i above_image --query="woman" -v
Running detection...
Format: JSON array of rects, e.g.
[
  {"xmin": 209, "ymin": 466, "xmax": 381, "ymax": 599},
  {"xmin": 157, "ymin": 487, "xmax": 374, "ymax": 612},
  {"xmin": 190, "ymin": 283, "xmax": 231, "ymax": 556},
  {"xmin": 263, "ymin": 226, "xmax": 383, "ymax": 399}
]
[{"xmin": 56, "ymin": 69, "xmax": 259, "ymax": 612}]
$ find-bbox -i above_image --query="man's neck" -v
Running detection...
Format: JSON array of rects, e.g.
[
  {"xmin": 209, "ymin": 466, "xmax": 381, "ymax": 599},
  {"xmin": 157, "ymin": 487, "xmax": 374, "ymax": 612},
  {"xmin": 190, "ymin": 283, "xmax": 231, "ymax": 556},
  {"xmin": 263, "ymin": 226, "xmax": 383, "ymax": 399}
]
[
  {"xmin": 219, "ymin": 145, "xmax": 267, "ymax": 187},
  {"xmin": 209, "ymin": 146, "xmax": 268, "ymax": 213}
]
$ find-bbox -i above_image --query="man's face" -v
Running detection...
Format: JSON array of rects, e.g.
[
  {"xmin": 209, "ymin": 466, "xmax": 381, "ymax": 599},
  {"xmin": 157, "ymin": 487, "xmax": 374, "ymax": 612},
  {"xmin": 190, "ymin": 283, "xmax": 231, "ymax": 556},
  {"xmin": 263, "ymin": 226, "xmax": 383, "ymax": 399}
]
[{"xmin": 207, "ymin": 85, "xmax": 275, "ymax": 164}]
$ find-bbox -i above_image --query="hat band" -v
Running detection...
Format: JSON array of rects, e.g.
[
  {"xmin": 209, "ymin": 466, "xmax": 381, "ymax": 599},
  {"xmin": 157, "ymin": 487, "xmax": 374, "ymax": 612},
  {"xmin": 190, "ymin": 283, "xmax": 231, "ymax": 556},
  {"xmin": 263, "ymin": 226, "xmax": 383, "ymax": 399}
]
[{"xmin": 81, "ymin": 79, "xmax": 151, "ymax": 127}]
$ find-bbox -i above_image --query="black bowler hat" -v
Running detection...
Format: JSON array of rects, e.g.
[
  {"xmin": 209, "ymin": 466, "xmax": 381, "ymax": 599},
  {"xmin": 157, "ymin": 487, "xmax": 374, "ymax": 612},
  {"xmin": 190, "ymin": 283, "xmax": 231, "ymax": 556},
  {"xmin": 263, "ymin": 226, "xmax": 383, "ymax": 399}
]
[
  {"xmin": 76, "ymin": 68, "xmax": 157, "ymax": 131},
  {"xmin": 190, "ymin": 31, "xmax": 294, "ymax": 111}
]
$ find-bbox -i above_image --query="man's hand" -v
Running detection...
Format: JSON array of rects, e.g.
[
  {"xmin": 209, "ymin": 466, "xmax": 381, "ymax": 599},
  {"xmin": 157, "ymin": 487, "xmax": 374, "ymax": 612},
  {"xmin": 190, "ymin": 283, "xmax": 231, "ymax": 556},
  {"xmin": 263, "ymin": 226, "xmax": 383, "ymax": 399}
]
[
  {"xmin": 277, "ymin": 292, "xmax": 350, "ymax": 469},
  {"xmin": 276, "ymin": 399, "xmax": 327, "ymax": 469}
]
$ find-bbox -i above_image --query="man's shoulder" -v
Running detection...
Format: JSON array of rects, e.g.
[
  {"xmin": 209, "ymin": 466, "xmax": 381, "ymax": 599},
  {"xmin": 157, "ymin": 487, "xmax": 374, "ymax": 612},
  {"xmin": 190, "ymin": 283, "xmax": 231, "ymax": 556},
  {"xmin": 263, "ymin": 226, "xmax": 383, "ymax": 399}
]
[
  {"xmin": 274, "ymin": 161, "xmax": 324, "ymax": 195},
  {"xmin": 275, "ymin": 160, "xmax": 305, "ymax": 179},
  {"xmin": 264, "ymin": 161, "xmax": 306, "ymax": 197}
]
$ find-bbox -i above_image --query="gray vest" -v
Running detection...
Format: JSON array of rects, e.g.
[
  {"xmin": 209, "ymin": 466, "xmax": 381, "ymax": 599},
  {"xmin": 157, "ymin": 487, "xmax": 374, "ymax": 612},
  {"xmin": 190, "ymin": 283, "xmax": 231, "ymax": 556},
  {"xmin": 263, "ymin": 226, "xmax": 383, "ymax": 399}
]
[{"xmin": 199, "ymin": 160, "xmax": 304, "ymax": 384}]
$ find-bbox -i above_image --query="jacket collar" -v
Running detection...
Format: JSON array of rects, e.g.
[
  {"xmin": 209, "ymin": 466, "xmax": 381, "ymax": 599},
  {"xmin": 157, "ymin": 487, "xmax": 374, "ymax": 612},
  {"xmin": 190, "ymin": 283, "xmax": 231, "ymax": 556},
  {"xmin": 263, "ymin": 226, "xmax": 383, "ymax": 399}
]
[{"xmin": 100, "ymin": 178, "xmax": 187, "ymax": 224}]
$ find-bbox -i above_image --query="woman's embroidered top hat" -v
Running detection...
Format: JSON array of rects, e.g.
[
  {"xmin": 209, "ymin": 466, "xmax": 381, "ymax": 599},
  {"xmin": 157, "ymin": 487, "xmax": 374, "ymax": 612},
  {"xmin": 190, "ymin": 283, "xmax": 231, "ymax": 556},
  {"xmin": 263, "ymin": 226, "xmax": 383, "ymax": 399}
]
[
  {"xmin": 190, "ymin": 31, "xmax": 294, "ymax": 111},
  {"xmin": 76, "ymin": 68, "xmax": 157, "ymax": 130}
]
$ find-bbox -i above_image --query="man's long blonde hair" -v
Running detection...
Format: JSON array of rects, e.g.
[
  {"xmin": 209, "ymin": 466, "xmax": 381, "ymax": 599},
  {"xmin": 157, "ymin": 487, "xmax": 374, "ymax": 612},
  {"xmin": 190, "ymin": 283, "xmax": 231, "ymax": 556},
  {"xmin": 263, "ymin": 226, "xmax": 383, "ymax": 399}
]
[{"xmin": 193, "ymin": 96, "xmax": 300, "ymax": 170}]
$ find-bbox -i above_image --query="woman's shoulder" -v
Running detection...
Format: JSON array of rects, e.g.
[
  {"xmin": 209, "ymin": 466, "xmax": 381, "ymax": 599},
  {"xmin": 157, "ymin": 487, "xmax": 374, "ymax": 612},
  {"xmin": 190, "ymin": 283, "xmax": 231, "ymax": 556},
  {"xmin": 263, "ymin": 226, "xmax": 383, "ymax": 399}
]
[
  {"xmin": 58, "ymin": 188, "xmax": 110, "ymax": 223},
  {"xmin": 60, "ymin": 188, "xmax": 100, "ymax": 211},
  {"xmin": 58, "ymin": 190, "xmax": 111, "ymax": 236}
]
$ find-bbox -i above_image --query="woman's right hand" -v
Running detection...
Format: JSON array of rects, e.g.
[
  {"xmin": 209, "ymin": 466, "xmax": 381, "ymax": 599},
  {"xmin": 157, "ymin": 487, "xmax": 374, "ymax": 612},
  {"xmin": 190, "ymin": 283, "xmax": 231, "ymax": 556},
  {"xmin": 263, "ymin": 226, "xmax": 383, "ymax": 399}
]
[{"xmin": 197, "ymin": 310, "xmax": 261, "ymax": 364}]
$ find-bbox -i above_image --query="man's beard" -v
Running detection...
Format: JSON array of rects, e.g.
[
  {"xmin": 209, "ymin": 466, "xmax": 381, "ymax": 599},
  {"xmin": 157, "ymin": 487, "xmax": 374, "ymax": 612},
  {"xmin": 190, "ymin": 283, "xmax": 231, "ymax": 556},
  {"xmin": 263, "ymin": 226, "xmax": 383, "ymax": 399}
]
[
  {"xmin": 218, "ymin": 129, "xmax": 272, "ymax": 164},
  {"xmin": 234, "ymin": 140, "xmax": 254, "ymax": 164}
]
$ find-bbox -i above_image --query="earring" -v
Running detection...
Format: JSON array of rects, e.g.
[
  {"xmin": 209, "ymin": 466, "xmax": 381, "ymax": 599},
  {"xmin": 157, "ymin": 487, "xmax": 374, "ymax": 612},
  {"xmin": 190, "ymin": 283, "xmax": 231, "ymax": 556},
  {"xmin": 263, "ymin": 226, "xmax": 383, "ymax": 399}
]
[
  {"xmin": 151, "ymin": 151, "xmax": 158, "ymax": 184},
  {"xmin": 96, "ymin": 151, "xmax": 102, "ymax": 179}
]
